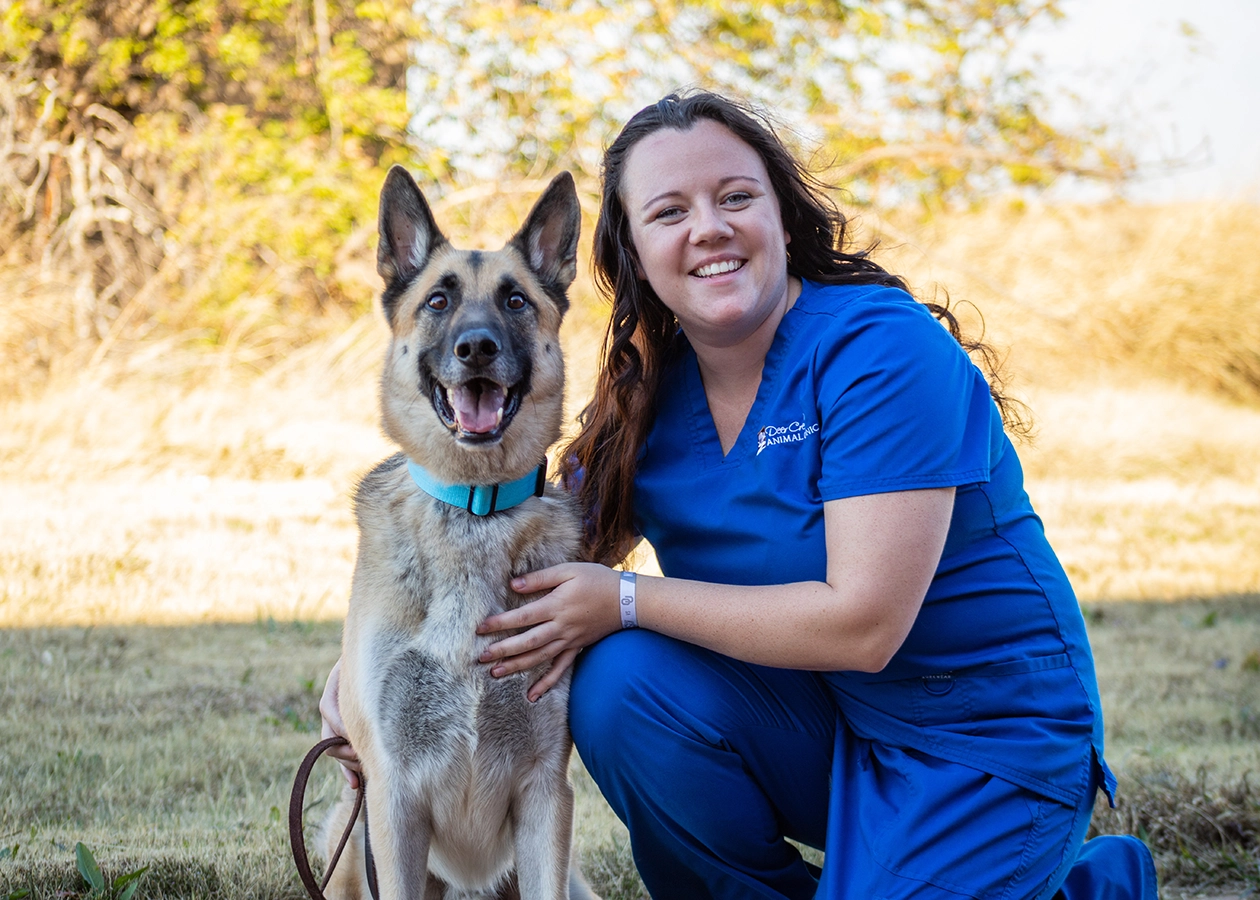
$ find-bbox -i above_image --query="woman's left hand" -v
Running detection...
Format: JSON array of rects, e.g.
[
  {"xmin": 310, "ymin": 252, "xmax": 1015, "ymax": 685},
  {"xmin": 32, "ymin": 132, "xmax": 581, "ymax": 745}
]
[{"xmin": 478, "ymin": 562, "xmax": 623, "ymax": 701}]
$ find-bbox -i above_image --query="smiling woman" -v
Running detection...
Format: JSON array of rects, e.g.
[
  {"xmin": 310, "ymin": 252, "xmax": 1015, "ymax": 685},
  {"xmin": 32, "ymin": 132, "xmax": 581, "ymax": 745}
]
[{"xmin": 461, "ymin": 91, "xmax": 1162, "ymax": 900}]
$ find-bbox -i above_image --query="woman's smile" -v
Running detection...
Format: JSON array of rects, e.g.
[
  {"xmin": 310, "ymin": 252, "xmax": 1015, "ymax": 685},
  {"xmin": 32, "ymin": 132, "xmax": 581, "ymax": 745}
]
[{"xmin": 691, "ymin": 258, "xmax": 746, "ymax": 278}]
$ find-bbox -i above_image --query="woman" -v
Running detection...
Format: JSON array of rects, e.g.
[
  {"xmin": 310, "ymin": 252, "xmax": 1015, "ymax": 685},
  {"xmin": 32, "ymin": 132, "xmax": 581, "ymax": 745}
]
[{"xmin": 326, "ymin": 91, "xmax": 1157, "ymax": 899}]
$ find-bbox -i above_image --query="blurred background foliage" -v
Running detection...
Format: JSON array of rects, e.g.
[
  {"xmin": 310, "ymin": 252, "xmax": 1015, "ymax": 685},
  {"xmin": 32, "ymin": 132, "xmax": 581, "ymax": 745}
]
[
  {"xmin": 1, "ymin": 0, "xmax": 416, "ymax": 388},
  {"xmin": 408, "ymin": 0, "xmax": 1128, "ymax": 194},
  {"xmin": 6, "ymin": 0, "xmax": 1257, "ymax": 407}
]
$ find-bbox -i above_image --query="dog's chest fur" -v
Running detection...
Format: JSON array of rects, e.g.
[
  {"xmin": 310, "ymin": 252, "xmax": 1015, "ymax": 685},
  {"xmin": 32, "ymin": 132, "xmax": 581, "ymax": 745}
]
[{"xmin": 344, "ymin": 454, "xmax": 580, "ymax": 812}]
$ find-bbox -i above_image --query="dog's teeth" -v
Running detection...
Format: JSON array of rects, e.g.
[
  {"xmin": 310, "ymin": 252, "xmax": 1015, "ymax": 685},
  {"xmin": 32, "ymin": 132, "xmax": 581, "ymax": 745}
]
[{"xmin": 495, "ymin": 407, "xmax": 504, "ymax": 426}]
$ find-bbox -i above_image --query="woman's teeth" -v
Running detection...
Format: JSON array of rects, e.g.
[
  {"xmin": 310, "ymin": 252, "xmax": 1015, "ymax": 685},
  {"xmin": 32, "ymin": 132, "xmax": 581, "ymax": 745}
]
[{"xmin": 693, "ymin": 259, "xmax": 744, "ymax": 278}]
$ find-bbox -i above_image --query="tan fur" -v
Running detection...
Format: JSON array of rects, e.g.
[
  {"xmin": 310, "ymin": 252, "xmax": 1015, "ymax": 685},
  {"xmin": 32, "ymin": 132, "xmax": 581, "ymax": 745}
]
[{"xmin": 320, "ymin": 166, "xmax": 598, "ymax": 900}]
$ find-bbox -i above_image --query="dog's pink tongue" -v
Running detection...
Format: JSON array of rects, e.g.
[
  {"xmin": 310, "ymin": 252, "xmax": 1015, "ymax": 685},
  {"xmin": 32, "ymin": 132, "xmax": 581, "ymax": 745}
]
[{"xmin": 451, "ymin": 383, "xmax": 506, "ymax": 433}]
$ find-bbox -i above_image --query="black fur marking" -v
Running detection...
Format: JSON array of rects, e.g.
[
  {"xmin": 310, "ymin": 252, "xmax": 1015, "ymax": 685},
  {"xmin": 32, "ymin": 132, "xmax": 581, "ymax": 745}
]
[
  {"xmin": 495, "ymin": 276, "xmax": 541, "ymax": 315},
  {"xmin": 466, "ymin": 251, "xmax": 483, "ymax": 272},
  {"xmin": 414, "ymin": 357, "xmax": 458, "ymax": 434},
  {"xmin": 395, "ymin": 555, "xmax": 427, "ymax": 598},
  {"xmin": 414, "ymin": 273, "xmax": 465, "ymax": 320},
  {"xmin": 379, "ymin": 649, "xmax": 464, "ymax": 763},
  {"xmin": 539, "ymin": 281, "xmax": 572, "ymax": 314},
  {"xmin": 476, "ymin": 673, "xmax": 531, "ymax": 755},
  {"xmin": 380, "ymin": 275, "xmax": 416, "ymax": 326},
  {"xmin": 435, "ymin": 272, "xmax": 465, "ymax": 296}
]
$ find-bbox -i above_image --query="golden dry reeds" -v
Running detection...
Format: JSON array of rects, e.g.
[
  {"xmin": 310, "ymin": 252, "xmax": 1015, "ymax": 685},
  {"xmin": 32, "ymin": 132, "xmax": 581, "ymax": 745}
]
[
  {"xmin": 4, "ymin": 197, "xmax": 1260, "ymax": 628},
  {"xmin": 866, "ymin": 199, "xmax": 1260, "ymax": 403}
]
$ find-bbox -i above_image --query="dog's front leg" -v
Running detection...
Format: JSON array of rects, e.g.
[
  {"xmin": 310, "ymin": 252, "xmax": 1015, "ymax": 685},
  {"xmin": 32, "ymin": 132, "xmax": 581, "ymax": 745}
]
[
  {"xmin": 365, "ymin": 770, "xmax": 433, "ymax": 900},
  {"xmin": 512, "ymin": 767, "xmax": 575, "ymax": 900},
  {"xmin": 320, "ymin": 784, "xmax": 370, "ymax": 900}
]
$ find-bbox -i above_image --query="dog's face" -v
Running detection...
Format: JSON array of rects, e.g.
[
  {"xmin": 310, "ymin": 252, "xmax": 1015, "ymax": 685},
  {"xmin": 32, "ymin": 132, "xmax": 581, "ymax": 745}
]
[{"xmin": 374, "ymin": 166, "xmax": 580, "ymax": 485}]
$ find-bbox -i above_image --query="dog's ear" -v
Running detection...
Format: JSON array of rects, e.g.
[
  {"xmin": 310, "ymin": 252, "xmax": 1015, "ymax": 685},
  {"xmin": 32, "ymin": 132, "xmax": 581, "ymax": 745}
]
[
  {"xmin": 511, "ymin": 171, "xmax": 581, "ymax": 302},
  {"xmin": 377, "ymin": 166, "xmax": 446, "ymax": 317}
]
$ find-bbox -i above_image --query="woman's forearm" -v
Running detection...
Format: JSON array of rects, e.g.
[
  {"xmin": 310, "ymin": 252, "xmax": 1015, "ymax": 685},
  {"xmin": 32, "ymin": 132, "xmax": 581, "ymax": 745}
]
[
  {"xmin": 480, "ymin": 487, "xmax": 955, "ymax": 682},
  {"xmin": 633, "ymin": 487, "xmax": 954, "ymax": 671},
  {"xmin": 633, "ymin": 574, "xmax": 910, "ymax": 672}
]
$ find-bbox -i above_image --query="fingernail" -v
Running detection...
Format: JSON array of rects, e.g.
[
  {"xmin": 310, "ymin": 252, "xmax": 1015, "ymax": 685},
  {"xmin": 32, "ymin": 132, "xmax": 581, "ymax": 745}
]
[
  {"xmin": 511, "ymin": 577, "xmax": 526, "ymax": 590},
  {"xmin": 491, "ymin": 666, "xmax": 505, "ymax": 677}
]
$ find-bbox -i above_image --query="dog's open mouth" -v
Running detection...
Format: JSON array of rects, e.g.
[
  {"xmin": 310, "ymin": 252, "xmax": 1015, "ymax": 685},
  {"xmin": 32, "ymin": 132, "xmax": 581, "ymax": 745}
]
[{"xmin": 432, "ymin": 378, "xmax": 522, "ymax": 443}]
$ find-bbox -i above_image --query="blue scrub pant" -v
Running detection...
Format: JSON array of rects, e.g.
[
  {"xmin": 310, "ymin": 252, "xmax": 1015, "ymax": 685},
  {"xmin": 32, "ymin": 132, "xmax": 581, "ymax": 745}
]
[{"xmin": 570, "ymin": 630, "xmax": 1157, "ymax": 900}]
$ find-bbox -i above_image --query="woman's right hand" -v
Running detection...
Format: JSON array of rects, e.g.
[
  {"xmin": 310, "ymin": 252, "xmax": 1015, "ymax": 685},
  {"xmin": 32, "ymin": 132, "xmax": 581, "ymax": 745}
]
[{"xmin": 319, "ymin": 658, "xmax": 361, "ymax": 789}]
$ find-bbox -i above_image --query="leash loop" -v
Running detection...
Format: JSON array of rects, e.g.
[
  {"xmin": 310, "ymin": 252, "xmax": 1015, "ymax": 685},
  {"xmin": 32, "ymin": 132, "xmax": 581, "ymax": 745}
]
[{"xmin": 289, "ymin": 736, "xmax": 374, "ymax": 900}]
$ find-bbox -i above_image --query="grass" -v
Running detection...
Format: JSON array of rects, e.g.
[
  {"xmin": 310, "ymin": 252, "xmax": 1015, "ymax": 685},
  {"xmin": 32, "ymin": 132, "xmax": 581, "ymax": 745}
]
[
  {"xmin": 1, "ymin": 605, "xmax": 1257, "ymax": 898},
  {"xmin": 0, "ymin": 620, "xmax": 638, "ymax": 900},
  {"xmin": 1086, "ymin": 597, "xmax": 1260, "ymax": 892},
  {"xmin": 3, "ymin": 197, "xmax": 1260, "ymax": 896}
]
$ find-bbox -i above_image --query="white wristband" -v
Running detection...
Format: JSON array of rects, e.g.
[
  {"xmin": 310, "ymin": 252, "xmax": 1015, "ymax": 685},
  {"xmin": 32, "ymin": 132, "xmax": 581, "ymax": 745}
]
[{"xmin": 619, "ymin": 571, "xmax": 638, "ymax": 629}]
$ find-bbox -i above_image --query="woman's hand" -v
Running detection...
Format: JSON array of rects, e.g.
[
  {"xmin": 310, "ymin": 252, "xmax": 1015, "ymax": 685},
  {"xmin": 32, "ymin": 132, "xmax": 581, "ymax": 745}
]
[
  {"xmin": 478, "ymin": 562, "xmax": 624, "ymax": 702},
  {"xmin": 319, "ymin": 658, "xmax": 361, "ymax": 788}
]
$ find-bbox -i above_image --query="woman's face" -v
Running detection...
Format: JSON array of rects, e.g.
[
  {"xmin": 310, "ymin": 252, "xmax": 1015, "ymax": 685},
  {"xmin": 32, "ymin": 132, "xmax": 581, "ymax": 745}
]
[{"xmin": 619, "ymin": 119, "xmax": 793, "ymax": 352}]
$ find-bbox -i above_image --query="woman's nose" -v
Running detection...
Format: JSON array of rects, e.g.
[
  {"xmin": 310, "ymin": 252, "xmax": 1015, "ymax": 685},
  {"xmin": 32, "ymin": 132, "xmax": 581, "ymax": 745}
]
[{"xmin": 689, "ymin": 203, "xmax": 734, "ymax": 244}]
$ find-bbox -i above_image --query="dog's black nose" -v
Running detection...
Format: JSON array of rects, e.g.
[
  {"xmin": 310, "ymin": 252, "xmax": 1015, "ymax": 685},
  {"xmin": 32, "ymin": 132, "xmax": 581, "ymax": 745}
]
[{"xmin": 454, "ymin": 328, "xmax": 501, "ymax": 366}]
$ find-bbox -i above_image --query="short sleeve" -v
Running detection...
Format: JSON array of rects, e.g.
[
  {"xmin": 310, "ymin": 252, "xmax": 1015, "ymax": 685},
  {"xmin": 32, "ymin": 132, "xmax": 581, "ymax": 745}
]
[{"xmin": 813, "ymin": 290, "xmax": 996, "ymax": 500}]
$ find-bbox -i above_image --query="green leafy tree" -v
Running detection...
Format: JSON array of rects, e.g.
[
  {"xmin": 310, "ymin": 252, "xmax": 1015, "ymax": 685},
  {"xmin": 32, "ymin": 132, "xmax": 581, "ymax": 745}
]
[
  {"xmin": 409, "ymin": 0, "xmax": 1130, "ymax": 202},
  {"xmin": 0, "ymin": 0, "xmax": 1130, "ymax": 383},
  {"xmin": 1, "ymin": 0, "xmax": 417, "ymax": 379}
]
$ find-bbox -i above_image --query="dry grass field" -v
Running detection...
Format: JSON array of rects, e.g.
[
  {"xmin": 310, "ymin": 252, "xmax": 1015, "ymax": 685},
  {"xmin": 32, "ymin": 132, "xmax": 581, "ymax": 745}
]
[{"xmin": 3, "ymin": 198, "xmax": 1259, "ymax": 898}]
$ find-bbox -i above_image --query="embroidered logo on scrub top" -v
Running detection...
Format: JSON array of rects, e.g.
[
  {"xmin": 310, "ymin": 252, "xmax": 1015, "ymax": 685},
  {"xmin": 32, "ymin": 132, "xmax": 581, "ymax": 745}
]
[{"xmin": 756, "ymin": 420, "xmax": 820, "ymax": 455}]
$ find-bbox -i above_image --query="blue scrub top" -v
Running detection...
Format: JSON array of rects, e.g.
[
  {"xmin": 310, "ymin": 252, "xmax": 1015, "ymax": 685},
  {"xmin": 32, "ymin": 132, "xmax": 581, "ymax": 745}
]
[{"xmin": 633, "ymin": 279, "xmax": 1112, "ymax": 807}]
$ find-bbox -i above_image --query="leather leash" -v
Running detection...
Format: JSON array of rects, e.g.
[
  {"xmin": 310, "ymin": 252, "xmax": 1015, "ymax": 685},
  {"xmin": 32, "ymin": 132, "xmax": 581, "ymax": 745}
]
[{"xmin": 289, "ymin": 735, "xmax": 380, "ymax": 900}]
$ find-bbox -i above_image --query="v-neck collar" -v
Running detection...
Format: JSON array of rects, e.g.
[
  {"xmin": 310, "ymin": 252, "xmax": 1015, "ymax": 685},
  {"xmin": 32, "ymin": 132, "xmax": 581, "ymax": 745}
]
[{"xmin": 682, "ymin": 283, "xmax": 810, "ymax": 468}]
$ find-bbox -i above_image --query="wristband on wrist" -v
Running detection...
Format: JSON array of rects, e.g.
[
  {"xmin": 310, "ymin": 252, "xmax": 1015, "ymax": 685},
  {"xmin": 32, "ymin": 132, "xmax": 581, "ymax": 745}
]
[{"xmin": 619, "ymin": 571, "xmax": 638, "ymax": 629}]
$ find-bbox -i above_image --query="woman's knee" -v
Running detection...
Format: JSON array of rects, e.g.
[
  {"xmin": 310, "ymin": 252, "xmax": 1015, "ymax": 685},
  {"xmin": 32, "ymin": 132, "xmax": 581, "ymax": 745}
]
[
  {"xmin": 569, "ymin": 629, "xmax": 674, "ymax": 756},
  {"xmin": 570, "ymin": 630, "xmax": 832, "ymax": 764},
  {"xmin": 569, "ymin": 629, "xmax": 752, "ymax": 777}
]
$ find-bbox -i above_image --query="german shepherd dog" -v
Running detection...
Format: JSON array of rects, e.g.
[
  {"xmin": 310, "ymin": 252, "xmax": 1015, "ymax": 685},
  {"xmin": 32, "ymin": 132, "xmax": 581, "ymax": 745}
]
[{"xmin": 320, "ymin": 166, "xmax": 597, "ymax": 900}]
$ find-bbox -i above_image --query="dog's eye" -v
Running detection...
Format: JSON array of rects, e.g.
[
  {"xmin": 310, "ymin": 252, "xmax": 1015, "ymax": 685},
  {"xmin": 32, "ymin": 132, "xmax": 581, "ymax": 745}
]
[
  {"xmin": 505, "ymin": 293, "xmax": 528, "ymax": 311},
  {"xmin": 427, "ymin": 293, "xmax": 448, "ymax": 310}
]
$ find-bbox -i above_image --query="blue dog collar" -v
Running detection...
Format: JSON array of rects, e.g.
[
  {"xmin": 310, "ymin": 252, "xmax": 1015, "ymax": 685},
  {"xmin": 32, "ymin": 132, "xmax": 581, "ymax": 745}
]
[{"xmin": 406, "ymin": 458, "xmax": 547, "ymax": 516}]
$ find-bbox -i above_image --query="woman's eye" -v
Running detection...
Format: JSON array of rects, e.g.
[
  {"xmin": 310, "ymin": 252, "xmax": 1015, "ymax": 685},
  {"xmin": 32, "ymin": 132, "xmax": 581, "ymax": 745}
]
[
  {"xmin": 427, "ymin": 293, "xmax": 448, "ymax": 310},
  {"xmin": 654, "ymin": 206, "xmax": 684, "ymax": 221},
  {"xmin": 723, "ymin": 191, "xmax": 752, "ymax": 206},
  {"xmin": 506, "ymin": 293, "xmax": 528, "ymax": 311}
]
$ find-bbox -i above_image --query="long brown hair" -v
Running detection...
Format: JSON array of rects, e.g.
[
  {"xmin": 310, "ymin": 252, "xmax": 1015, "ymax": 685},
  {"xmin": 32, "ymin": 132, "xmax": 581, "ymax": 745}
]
[{"xmin": 561, "ymin": 90, "xmax": 1021, "ymax": 566}]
